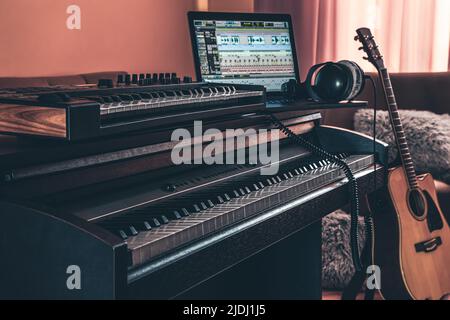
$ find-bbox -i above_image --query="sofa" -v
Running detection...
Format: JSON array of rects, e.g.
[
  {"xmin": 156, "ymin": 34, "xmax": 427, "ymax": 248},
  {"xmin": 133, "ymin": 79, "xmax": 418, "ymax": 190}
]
[{"xmin": 322, "ymin": 72, "xmax": 450, "ymax": 220}]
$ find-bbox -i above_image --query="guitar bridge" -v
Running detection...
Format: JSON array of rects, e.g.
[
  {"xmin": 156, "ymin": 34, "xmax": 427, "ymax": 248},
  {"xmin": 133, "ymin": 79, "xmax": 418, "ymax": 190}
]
[{"xmin": 415, "ymin": 237, "xmax": 442, "ymax": 253}]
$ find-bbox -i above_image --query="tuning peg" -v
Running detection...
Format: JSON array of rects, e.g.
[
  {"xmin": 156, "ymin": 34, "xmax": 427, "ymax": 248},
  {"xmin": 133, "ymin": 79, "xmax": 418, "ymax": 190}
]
[
  {"xmin": 363, "ymin": 57, "xmax": 369, "ymax": 60},
  {"xmin": 358, "ymin": 46, "xmax": 364, "ymax": 51},
  {"xmin": 354, "ymin": 35, "xmax": 359, "ymax": 41}
]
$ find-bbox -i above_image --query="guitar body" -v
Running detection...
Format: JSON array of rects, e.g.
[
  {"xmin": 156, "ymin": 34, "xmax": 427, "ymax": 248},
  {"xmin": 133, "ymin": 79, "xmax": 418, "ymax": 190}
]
[{"xmin": 373, "ymin": 167, "xmax": 450, "ymax": 300}]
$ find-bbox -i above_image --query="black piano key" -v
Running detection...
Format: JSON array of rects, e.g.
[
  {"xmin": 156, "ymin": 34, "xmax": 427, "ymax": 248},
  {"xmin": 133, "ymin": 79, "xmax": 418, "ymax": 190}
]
[
  {"xmin": 101, "ymin": 96, "xmax": 113, "ymax": 103},
  {"xmin": 118, "ymin": 230, "xmax": 128, "ymax": 240},
  {"xmin": 125, "ymin": 211, "xmax": 164, "ymax": 227},
  {"xmin": 129, "ymin": 225, "xmax": 139, "ymax": 236},
  {"xmin": 110, "ymin": 95, "xmax": 122, "ymax": 102},
  {"xmin": 164, "ymin": 210, "xmax": 181, "ymax": 220},
  {"xmin": 149, "ymin": 218, "xmax": 161, "ymax": 228},
  {"xmin": 160, "ymin": 215, "xmax": 169, "ymax": 224},
  {"xmin": 119, "ymin": 94, "xmax": 133, "ymax": 102},
  {"xmin": 100, "ymin": 222, "xmax": 137, "ymax": 238},
  {"xmin": 150, "ymin": 92, "xmax": 162, "ymax": 99},
  {"xmin": 131, "ymin": 221, "xmax": 152, "ymax": 231},
  {"xmin": 206, "ymin": 200, "xmax": 215, "ymax": 208},
  {"xmin": 199, "ymin": 202, "xmax": 208, "ymax": 210},
  {"xmin": 131, "ymin": 93, "xmax": 142, "ymax": 101},
  {"xmin": 138, "ymin": 92, "xmax": 152, "ymax": 99},
  {"xmin": 217, "ymin": 196, "xmax": 224, "ymax": 204}
]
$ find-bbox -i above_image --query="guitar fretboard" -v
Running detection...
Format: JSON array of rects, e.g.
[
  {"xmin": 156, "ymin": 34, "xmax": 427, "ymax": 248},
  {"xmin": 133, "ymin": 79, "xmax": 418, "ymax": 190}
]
[{"xmin": 380, "ymin": 68, "xmax": 418, "ymax": 189}]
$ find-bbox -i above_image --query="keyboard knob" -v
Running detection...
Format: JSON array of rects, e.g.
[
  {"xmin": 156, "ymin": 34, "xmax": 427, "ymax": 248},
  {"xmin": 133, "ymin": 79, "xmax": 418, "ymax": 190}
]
[
  {"xmin": 171, "ymin": 73, "xmax": 177, "ymax": 79},
  {"xmin": 165, "ymin": 73, "xmax": 171, "ymax": 79},
  {"xmin": 139, "ymin": 73, "xmax": 145, "ymax": 81},
  {"xmin": 117, "ymin": 74, "xmax": 125, "ymax": 84},
  {"xmin": 132, "ymin": 74, "xmax": 138, "ymax": 84},
  {"xmin": 158, "ymin": 73, "xmax": 165, "ymax": 82},
  {"xmin": 145, "ymin": 73, "xmax": 151, "ymax": 79},
  {"xmin": 163, "ymin": 183, "xmax": 177, "ymax": 192},
  {"xmin": 97, "ymin": 79, "xmax": 114, "ymax": 88},
  {"xmin": 183, "ymin": 76, "xmax": 193, "ymax": 83},
  {"xmin": 125, "ymin": 74, "xmax": 131, "ymax": 85},
  {"xmin": 152, "ymin": 73, "xmax": 159, "ymax": 83}
]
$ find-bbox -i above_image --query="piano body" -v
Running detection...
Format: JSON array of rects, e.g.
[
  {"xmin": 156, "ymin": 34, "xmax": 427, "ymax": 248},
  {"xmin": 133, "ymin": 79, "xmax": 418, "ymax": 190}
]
[{"xmin": 0, "ymin": 84, "xmax": 387, "ymax": 299}]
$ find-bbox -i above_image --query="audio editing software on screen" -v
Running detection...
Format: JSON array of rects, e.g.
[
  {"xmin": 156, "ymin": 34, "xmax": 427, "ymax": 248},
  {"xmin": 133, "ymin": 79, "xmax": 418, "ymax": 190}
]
[{"xmin": 193, "ymin": 19, "xmax": 297, "ymax": 92}]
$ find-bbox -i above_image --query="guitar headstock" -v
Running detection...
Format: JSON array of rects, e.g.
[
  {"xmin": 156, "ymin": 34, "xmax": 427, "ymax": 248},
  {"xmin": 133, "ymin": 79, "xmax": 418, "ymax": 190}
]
[{"xmin": 355, "ymin": 27, "xmax": 385, "ymax": 70}]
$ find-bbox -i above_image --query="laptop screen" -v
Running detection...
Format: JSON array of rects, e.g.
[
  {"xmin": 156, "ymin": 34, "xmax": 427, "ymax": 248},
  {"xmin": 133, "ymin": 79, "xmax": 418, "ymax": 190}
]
[{"xmin": 189, "ymin": 13, "xmax": 299, "ymax": 93}]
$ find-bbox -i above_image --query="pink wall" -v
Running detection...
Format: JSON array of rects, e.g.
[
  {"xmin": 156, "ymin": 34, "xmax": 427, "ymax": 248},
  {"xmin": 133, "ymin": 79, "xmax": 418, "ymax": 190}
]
[
  {"xmin": 0, "ymin": 0, "xmax": 198, "ymax": 77},
  {"xmin": 208, "ymin": 0, "xmax": 254, "ymax": 12}
]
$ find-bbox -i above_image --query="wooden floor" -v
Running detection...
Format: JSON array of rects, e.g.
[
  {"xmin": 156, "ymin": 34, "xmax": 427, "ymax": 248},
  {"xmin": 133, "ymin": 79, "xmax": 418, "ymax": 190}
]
[{"xmin": 323, "ymin": 290, "xmax": 382, "ymax": 300}]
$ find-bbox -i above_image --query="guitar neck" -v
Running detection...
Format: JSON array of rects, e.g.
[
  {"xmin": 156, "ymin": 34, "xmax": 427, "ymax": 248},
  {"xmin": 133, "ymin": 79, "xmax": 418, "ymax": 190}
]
[{"xmin": 379, "ymin": 68, "xmax": 418, "ymax": 189}]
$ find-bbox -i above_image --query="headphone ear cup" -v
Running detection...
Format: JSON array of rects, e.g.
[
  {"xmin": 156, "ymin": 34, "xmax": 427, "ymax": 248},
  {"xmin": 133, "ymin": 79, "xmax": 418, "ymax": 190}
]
[
  {"xmin": 305, "ymin": 63, "xmax": 328, "ymax": 102},
  {"xmin": 314, "ymin": 63, "xmax": 349, "ymax": 102},
  {"xmin": 306, "ymin": 60, "xmax": 365, "ymax": 103},
  {"xmin": 338, "ymin": 60, "xmax": 365, "ymax": 100}
]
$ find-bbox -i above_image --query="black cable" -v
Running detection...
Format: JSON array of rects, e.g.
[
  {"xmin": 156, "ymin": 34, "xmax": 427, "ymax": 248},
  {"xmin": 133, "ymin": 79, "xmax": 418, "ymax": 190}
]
[
  {"xmin": 269, "ymin": 114, "xmax": 364, "ymax": 272},
  {"xmin": 364, "ymin": 75, "xmax": 377, "ymax": 259},
  {"xmin": 363, "ymin": 75, "xmax": 377, "ymax": 299}
]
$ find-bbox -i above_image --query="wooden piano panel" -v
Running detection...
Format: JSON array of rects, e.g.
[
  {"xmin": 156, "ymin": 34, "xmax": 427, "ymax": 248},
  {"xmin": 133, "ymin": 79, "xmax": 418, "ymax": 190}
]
[{"xmin": 0, "ymin": 104, "xmax": 66, "ymax": 138}]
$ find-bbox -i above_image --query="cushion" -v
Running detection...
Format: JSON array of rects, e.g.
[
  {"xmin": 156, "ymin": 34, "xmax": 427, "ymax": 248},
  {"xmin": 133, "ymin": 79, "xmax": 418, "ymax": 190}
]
[{"xmin": 354, "ymin": 109, "xmax": 450, "ymax": 184}]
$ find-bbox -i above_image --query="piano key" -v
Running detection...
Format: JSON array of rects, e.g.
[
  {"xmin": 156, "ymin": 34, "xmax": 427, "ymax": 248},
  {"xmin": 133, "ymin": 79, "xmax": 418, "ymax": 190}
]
[
  {"xmin": 101, "ymin": 155, "xmax": 375, "ymax": 265},
  {"xmin": 166, "ymin": 210, "xmax": 182, "ymax": 220},
  {"xmin": 118, "ymin": 230, "xmax": 128, "ymax": 240}
]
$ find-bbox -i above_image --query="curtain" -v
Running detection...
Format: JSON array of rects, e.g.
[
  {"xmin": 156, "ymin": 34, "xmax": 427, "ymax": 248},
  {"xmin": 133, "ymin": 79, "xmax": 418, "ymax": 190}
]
[{"xmin": 255, "ymin": 0, "xmax": 450, "ymax": 79}]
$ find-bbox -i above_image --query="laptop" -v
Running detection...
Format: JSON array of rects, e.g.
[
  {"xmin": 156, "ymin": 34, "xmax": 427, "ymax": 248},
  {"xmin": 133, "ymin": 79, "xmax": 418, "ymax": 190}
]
[{"xmin": 188, "ymin": 12, "xmax": 301, "ymax": 108}]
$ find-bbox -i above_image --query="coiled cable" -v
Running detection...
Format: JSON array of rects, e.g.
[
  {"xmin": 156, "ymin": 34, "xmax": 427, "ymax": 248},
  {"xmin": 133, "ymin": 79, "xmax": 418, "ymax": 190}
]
[{"xmin": 270, "ymin": 114, "xmax": 366, "ymax": 272}]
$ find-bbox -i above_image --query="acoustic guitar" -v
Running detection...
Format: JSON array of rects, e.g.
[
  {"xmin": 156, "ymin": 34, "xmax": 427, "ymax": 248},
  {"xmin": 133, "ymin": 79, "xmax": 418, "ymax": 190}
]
[{"xmin": 355, "ymin": 28, "xmax": 450, "ymax": 300}]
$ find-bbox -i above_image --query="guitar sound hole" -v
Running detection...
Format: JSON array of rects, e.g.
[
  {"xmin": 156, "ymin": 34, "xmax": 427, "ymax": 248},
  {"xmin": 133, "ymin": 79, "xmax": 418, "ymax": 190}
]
[{"xmin": 408, "ymin": 189, "xmax": 427, "ymax": 220}]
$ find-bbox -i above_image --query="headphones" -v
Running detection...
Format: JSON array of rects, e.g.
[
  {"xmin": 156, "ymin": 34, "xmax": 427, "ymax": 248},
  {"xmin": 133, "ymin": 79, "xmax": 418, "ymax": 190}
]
[{"xmin": 283, "ymin": 60, "xmax": 365, "ymax": 103}]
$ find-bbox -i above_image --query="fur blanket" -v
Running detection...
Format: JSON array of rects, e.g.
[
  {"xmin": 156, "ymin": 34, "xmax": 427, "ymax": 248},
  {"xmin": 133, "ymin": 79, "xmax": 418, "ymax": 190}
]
[
  {"xmin": 354, "ymin": 109, "xmax": 450, "ymax": 184},
  {"xmin": 322, "ymin": 210, "xmax": 365, "ymax": 289}
]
